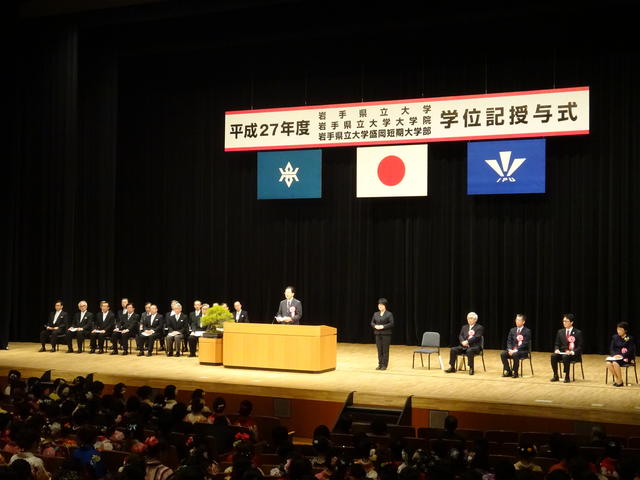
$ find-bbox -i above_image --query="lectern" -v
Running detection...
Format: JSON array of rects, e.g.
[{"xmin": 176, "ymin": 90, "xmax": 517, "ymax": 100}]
[{"xmin": 222, "ymin": 322, "xmax": 337, "ymax": 372}]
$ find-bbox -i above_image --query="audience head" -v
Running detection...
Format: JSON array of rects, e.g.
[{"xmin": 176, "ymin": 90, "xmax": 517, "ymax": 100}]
[
  {"xmin": 213, "ymin": 397, "xmax": 226, "ymax": 414},
  {"xmin": 164, "ymin": 385, "xmax": 177, "ymax": 400},
  {"xmin": 443, "ymin": 415, "xmax": 458, "ymax": 433},
  {"xmin": 238, "ymin": 399, "xmax": 253, "ymax": 417},
  {"xmin": 516, "ymin": 441, "xmax": 538, "ymax": 461}
]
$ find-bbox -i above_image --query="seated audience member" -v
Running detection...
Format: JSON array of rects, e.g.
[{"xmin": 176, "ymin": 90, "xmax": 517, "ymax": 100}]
[
  {"xmin": 184, "ymin": 401, "xmax": 209, "ymax": 424},
  {"xmin": 188, "ymin": 389, "xmax": 208, "ymax": 413},
  {"xmin": 72, "ymin": 425, "xmax": 107, "ymax": 479},
  {"xmin": 163, "ymin": 385, "xmax": 178, "ymax": 410},
  {"xmin": 513, "ymin": 441, "xmax": 542, "ymax": 473},
  {"xmin": 209, "ymin": 397, "xmax": 230, "ymax": 425},
  {"xmin": 9, "ymin": 427, "xmax": 50, "ymax": 480},
  {"xmin": 589, "ymin": 425, "xmax": 608, "ymax": 447},
  {"xmin": 439, "ymin": 415, "xmax": 464, "ymax": 443},
  {"xmin": 599, "ymin": 440, "xmax": 622, "ymax": 479},
  {"xmin": 233, "ymin": 400, "xmax": 258, "ymax": 438},
  {"xmin": 144, "ymin": 439, "xmax": 174, "ymax": 480}
]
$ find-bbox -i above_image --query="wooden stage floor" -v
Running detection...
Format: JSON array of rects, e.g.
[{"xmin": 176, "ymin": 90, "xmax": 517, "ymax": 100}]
[{"xmin": 2, "ymin": 342, "xmax": 640, "ymax": 426}]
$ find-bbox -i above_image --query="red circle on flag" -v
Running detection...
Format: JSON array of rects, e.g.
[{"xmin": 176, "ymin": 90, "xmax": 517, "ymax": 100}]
[{"xmin": 377, "ymin": 155, "xmax": 405, "ymax": 186}]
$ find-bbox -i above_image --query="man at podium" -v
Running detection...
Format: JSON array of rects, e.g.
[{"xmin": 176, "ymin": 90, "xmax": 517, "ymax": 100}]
[{"xmin": 275, "ymin": 286, "xmax": 302, "ymax": 324}]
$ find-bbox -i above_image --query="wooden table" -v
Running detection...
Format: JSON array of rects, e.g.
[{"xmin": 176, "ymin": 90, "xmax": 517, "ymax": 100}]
[
  {"xmin": 222, "ymin": 322, "xmax": 337, "ymax": 372},
  {"xmin": 198, "ymin": 336, "xmax": 223, "ymax": 365}
]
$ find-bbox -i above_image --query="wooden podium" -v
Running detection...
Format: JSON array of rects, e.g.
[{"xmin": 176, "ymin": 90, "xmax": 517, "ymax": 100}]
[{"xmin": 222, "ymin": 322, "xmax": 337, "ymax": 372}]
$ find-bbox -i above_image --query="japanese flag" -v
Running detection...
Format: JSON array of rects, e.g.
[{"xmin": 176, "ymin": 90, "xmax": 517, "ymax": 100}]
[{"xmin": 357, "ymin": 144, "xmax": 428, "ymax": 198}]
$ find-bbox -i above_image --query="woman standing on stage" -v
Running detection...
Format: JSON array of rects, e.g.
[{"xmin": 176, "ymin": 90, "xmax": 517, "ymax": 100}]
[
  {"xmin": 371, "ymin": 298, "xmax": 394, "ymax": 370},
  {"xmin": 606, "ymin": 321, "xmax": 635, "ymax": 387}
]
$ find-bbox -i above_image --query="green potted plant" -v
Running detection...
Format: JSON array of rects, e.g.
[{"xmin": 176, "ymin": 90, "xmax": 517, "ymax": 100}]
[{"xmin": 201, "ymin": 304, "xmax": 234, "ymax": 338}]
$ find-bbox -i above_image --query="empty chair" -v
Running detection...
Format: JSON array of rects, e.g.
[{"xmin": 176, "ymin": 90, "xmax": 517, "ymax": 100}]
[{"xmin": 413, "ymin": 332, "xmax": 441, "ymax": 369}]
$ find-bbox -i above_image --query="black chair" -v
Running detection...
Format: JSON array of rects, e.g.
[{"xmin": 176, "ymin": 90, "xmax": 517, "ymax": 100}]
[
  {"xmin": 508, "ymin": 345, "xmax": 534, "ymax": 377},
  {"xmin": 571, "ymin": 356, "xmax": 585, "ymax": 381},
  {"xmin": 457, "ymin": 336, "xmax": 486, "ymax": 372},
  {"xmin": 413, "ymin": 332, "xmax": 441, "ymax": 369},
  {"xmin": 605, "ymin": 359, "xmax": 638, "ymax": 385}
]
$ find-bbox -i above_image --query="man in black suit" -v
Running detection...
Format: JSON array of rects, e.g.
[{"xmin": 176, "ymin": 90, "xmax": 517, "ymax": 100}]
[
  {"xmin": 500, "ymin": 314, "xmax": 531, "ymax": 378},
  {"xmin": 136, "ymin": 304, "xmax": 163, "ymax": 356},
  {"xmin": 550, "ymin": 313, "xmax": 583, "ymax": 383},
  {"xmin": 90, "ymin": 301, "xmax": 116, "ymax": 354},
  {"xmin": 187, "ymin": 300, "xmax": 205, "ymax": 357},
  {"xmin": 161, "ymin": 300, "xmax": 179, "ymax": 351},
  {"xmin": 116, "ymin": 298, "xmax": 129, "ymax": 325},
  {"xmin": 39, "ymin": 300, "xmax": 69, "ymax": 352},
  {"xmin": 66, "ymin": 300, "xmax": 94, "ymax": 353},
  {"xmin": 111, "ymin": 302, "xmax": 139, "ymax": 355},
  {"xmin": 276, "ymin": 286, "xmax": 302, "ymax": 324},
  {"xmin": 165, "ymin": 302, "xmax": 188, "ymax": 357},
  {"xmin": 445, "ymin": 312, "xmax": 484, "ymax": 375},
  {"xmin": 233, "ymin": 301, "xmax": 249, "ymax": 323}
]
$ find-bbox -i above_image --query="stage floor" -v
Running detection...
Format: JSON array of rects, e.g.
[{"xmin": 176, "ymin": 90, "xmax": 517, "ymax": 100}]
[{"xmin": 2, "ymin": 342, "xmax": 639, "ymax": 426}]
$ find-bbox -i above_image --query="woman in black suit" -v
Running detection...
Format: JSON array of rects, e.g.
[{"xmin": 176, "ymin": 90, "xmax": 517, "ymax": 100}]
[
  {"xmin": 606, "ymin": 321, "xmax": 636, "ymax": 387},
  {"xmin": 371, "ymin": 298, "xmax": 394, "ymax": 370}
]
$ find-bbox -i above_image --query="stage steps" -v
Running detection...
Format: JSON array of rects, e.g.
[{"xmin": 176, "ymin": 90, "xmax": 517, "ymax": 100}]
[{"xmin": 333, "ymin": 391, "xmax": 412, "ymax": 429}]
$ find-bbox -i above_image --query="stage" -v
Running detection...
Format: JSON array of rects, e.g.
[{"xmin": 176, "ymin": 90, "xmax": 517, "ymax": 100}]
[{"xmin": 2, "ymin": 342, "xmax": 640, "ymax": 429}]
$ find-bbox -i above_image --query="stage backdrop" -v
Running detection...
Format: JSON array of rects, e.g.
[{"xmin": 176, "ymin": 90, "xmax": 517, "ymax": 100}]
[{"xmin": 4, "ymin": 4, "xmax": 639, "ymax": 355}]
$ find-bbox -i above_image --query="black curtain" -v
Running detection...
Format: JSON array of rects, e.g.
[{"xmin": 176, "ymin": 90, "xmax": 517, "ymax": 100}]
[{"xmin": 7, "ymin": 5, "xmax": 640, "ymax": 354}]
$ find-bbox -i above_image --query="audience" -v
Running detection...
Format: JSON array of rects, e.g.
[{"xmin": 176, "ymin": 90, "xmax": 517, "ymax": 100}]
[{"xmin": 2, "ymin": 369, "xmax": 640, "ymax": 480}]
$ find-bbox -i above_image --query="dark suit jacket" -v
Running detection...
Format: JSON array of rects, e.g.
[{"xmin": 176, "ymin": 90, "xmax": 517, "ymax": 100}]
[
  {"xmin": 233, "ymin": 310, "xmax": 249, "ymax": 323},
  {"xmin": 554, "ymin": 327, "xmax": 583, "ymax": 355},
  {"xmin": 458, "ymin": 323, "xmax": 484, "ymax": 348},
  {"xmin": 277, "ymin": 298, "xmax": 302, "ymax": 324},
  {"xmin": 371, "ymin": 310, "xmax": 394, "ymax": 336},
  {"xmin": 46, "ymin": 310, "xmax": 69, "ymax": 330},
  {"xmin": 610, "ymin": 334, "xmax": 636, "ymax": 360},
  {"xmin": 93, "ymin": 311, "xmax": 116, "ymax": 332},
  {"xmin": 506, "ymin": 326, "xmax": 531, "ymax": 352},
  {"xmin": 189, "ymin": 311, "xmax": 204, "ymax": 332},
  {"xmin": 116, "ymin": 308, "xmax": 128, "ymax": 325},
  {"xmin": 139, "ymin": 313, "xmax": 150, "ymax": 331},
  {"xmin": 71, "ymin": 311, "xmax": 94, "ymax": 331},
  {"xmin": 143, "ymin": 313, "xmax": 164, "ymax": 334},
  {"xmin": 167, "ymin": 313, "xmax": 189, "ymax": 335},
  {"xmin": 118, "ymin": 313, "xmax": 140, "ymax": 332}
]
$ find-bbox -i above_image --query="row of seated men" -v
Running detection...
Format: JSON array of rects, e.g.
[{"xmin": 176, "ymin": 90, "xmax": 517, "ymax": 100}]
[
  {"xmin": 443, "ymin": 312, "xmax": 635, "ymax": 385},
  {"xmin": 39, "ymin": 298, "xmax": 248, "ymax": 357}
]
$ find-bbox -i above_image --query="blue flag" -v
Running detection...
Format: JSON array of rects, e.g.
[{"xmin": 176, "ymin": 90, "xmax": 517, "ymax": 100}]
[
  {"xmin": 257, "ymin": 149, "xmax": 322, "ymax": 199},
  {"xmin": 467, "ymin": 139, "xmax": 546, "ymax": 195}
]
